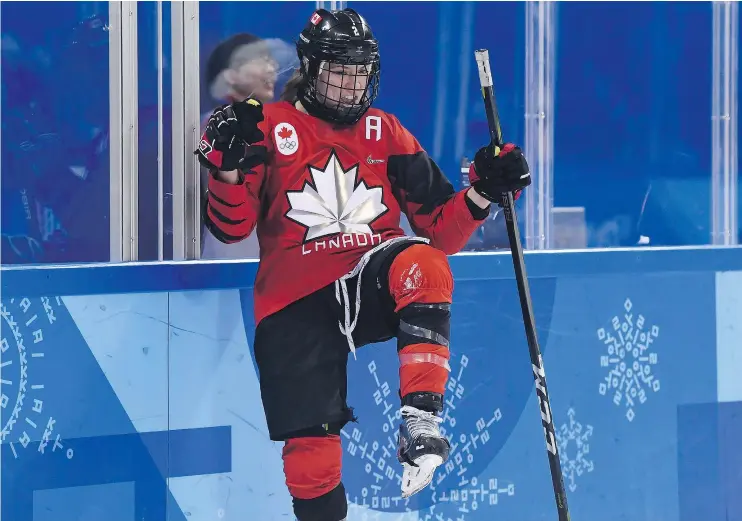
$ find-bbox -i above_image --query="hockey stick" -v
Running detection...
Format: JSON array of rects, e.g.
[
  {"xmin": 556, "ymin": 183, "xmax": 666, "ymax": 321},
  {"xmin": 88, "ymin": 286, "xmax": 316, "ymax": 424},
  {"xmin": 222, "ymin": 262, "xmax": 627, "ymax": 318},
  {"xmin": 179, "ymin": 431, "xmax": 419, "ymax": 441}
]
[{"xmin": 474, "ymin": 49, "xmax": 571, "ymax": 521}]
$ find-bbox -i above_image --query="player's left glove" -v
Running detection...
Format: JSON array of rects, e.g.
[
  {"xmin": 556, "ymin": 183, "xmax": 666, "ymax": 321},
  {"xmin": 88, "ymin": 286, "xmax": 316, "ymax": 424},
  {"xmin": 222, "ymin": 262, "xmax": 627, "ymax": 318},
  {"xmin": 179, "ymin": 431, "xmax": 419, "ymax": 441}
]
[{"xmin": 468, "ymin": 143, "xmax": 531, "ymax": 202}]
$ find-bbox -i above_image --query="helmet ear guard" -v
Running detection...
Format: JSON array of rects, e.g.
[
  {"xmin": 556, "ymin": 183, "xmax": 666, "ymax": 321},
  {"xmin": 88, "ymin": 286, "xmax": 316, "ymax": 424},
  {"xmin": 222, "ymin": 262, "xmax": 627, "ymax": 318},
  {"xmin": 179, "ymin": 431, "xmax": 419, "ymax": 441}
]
[{"xmin": 294, "ymin": 8, "xmax": 381, "ymax": 125}]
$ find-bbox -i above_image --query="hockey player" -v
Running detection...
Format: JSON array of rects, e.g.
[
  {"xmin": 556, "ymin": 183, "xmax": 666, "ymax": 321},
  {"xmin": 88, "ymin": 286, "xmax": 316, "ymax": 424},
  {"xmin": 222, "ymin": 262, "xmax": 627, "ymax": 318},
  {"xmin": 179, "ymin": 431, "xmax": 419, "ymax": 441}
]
[{"xmin": 197, "ymin": 8, "xmax": 530, "ymax": 521}]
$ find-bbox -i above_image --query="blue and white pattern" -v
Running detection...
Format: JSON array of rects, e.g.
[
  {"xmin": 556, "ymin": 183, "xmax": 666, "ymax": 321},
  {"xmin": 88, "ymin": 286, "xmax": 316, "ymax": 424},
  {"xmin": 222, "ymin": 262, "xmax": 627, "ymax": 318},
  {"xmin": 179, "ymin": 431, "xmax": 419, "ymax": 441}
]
[
  {"xmin": 2, "ymin": 248, "xmax": 742, "ymax": 521},
  {"xmin": 597, "ymin": 298, "xmax": 662, "ymax": 422}
]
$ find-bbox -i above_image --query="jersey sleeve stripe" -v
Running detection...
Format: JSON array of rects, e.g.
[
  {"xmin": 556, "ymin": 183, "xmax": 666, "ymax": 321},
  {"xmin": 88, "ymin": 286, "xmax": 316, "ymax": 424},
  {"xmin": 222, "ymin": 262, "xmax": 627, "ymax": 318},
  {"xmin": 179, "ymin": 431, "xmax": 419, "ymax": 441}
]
[
  {"xmin": 207, "ymin": 174, "xmax": 248, "ymax": 206},
  {"xmin": 206, "ymin": 199, "xmax": 247, "ymax": 226},
  {"xmin": 205, "ymin": 205, "xmax": 251, "ymax": 243},
  {"xmin": 209, "ymin": 188, "xmax": 244, "ymax": 208}
]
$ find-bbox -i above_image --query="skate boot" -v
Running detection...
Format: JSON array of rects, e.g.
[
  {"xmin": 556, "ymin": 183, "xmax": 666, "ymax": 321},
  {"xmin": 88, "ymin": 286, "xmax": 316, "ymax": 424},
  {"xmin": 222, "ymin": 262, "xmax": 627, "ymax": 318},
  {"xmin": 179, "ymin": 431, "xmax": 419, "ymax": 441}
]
[{"xmin": 396, "ymin": 392, "xmax": 451, "ymax": 498}]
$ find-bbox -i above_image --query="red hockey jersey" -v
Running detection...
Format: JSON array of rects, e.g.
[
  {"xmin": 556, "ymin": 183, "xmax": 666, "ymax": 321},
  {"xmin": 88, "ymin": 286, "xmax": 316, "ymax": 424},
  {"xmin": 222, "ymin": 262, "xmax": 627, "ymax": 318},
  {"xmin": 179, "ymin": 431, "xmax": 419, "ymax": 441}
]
[{"xmin": 204, "ymin": 101, "xmax": 488, "ymax": 325}]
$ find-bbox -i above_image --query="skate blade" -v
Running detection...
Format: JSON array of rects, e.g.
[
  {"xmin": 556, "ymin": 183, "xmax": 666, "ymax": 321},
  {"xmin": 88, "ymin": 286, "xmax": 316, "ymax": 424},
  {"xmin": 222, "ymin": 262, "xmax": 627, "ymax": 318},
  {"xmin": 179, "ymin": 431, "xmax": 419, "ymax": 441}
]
[{"xmin": 400, "ymin": 454, "xmax": 444, "ymax": 498}]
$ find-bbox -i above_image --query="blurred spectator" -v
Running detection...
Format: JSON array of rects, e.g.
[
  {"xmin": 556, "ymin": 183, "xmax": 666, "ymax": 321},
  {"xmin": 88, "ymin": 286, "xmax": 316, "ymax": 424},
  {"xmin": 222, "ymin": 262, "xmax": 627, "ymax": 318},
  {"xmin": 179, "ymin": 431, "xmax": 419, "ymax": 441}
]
[
  {"xmin": 200, "ymin": 33, "xmax": 297, "ymax": 260},
  {"xmin": 206, "ymin": 33, "xmax": 278, "ymax": 106}
]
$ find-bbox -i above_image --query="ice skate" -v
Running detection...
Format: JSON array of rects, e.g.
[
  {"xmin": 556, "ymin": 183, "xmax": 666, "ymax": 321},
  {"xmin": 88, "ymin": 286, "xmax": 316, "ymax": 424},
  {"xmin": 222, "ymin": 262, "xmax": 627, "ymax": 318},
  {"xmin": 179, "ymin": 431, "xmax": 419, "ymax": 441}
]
[{"xmin": 397, "ymin": 405, "xmax": 450, "ymax": 498}]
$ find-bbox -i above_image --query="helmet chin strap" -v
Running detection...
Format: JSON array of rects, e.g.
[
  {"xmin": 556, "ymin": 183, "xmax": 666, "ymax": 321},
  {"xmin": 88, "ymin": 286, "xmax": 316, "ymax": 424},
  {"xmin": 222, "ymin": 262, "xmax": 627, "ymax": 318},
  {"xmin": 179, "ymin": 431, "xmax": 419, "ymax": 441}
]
[{"xmin": 294, "ymin": 99, "xmax": 308, "ymax": 114}]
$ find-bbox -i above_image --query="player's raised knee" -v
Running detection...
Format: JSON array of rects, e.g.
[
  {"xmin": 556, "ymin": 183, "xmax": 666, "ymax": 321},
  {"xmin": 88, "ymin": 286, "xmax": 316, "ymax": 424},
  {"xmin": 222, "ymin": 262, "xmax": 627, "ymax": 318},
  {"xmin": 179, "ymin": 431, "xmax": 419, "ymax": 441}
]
[{"xmin": 388, "ymin": 244, "xmax": 453, "ymax": 311}]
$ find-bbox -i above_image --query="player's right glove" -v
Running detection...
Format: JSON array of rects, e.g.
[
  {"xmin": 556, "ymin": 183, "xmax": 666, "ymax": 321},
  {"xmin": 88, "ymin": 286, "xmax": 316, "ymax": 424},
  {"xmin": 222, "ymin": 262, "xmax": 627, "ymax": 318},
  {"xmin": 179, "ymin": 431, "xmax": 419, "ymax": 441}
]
[
  {"xmin": 469, "ymin": 142, "xmax": 531, "ymax": 202},
  {"xmin": 196, "ymin": 98, "xmax": 267, "ymax": 172}
]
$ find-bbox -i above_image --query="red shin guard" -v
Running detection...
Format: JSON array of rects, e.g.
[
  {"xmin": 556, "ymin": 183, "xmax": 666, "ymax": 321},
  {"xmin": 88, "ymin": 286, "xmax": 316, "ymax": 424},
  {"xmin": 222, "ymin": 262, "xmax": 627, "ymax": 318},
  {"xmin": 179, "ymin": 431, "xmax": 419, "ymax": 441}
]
[{"xmin": 388, "ymin": 244, "xmax": 453, "ymax": 398}]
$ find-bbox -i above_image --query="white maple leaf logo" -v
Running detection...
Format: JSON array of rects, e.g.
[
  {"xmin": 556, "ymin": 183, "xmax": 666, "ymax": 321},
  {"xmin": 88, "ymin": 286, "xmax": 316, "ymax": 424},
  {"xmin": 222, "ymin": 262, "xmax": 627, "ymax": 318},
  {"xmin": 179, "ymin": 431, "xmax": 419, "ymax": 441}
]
[{"xmin": 286, "ymin": 150, "xmax": 388, "ymax": 241}]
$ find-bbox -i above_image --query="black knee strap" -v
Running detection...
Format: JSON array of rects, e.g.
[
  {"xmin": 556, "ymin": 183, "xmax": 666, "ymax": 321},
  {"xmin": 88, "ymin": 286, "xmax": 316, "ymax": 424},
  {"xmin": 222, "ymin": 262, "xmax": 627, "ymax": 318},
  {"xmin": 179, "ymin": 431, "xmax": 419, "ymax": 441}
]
[
  {"xmin": 293, "ymin": 482, "xmax": 347, "ymax": 521},
  {"xmin": 398, "ymin": 302, "xmax": 451, "ymax": 351}
]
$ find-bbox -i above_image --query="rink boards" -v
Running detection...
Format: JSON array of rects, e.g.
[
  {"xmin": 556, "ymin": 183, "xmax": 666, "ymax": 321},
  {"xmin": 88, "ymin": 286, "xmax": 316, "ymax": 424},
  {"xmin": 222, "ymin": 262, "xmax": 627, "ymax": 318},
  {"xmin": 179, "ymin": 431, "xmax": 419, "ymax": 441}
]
[{"xmin": 1, "ymin": 246, "xmax": 741, "ymax": 521}]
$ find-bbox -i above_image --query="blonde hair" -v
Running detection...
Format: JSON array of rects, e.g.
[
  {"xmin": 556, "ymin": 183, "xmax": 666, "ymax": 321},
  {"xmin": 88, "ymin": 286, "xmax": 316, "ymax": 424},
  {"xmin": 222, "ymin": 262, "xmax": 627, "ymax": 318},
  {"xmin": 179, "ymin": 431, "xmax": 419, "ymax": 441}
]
[{"xmin": 280, "ymin": 69, "xmax": 304, "ymax": 102}]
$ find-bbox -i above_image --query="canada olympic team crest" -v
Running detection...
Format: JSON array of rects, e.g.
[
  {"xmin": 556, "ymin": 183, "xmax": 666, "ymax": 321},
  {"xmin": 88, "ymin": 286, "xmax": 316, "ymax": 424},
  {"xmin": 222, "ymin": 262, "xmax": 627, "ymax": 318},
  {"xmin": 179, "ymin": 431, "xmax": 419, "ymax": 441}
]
[
  {"xmin": 1, "ymin": 297, "xmax": 74, "ymax": 460},
  {"xmin": 275, "ymin": 122, "xmax": 299, "ymax": 156}
]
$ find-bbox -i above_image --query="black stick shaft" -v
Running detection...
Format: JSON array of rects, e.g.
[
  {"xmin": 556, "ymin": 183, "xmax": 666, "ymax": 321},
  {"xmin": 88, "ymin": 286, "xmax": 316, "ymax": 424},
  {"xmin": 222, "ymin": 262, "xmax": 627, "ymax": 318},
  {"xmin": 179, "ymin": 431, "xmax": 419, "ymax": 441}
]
[{"xmin": 474, "ymin": 48, "xmax": 571, "ymax": 521}]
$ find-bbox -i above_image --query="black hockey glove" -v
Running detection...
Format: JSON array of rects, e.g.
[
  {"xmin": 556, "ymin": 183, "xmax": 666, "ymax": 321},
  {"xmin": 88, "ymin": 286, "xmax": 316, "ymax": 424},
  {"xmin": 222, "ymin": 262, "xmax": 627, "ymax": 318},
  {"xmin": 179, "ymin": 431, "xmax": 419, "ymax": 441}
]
[
  {"xmin": 195, "ymin": 98, "xmax": 267, "ymax": 172},
  {"xmin": 469, "ymin": 143, "xmax": 531, "ymax": 203}
]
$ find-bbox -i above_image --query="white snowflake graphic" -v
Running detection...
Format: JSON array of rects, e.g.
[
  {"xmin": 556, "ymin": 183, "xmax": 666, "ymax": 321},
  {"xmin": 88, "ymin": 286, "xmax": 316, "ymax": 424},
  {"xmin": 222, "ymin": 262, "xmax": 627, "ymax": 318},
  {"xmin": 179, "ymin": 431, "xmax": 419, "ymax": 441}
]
[
  {"xmin": 286, "ymin": 150, "xmax": 387, "ymax": 241},
  {"xmin": 597, "ymin": 298, "xmax": 660, "ymax": 422},
  {"xmin": 556, "ymin": 408, "xmax": 594, "ymax": 492}
]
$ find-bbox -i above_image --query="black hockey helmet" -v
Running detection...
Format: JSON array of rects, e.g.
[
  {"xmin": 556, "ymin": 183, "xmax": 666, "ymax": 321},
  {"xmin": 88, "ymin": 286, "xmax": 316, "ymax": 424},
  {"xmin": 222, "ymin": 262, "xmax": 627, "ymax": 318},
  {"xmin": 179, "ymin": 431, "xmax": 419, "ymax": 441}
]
[{"xmin": 295, "ymin": 8, "xmax": 380, "ymax": 125}]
